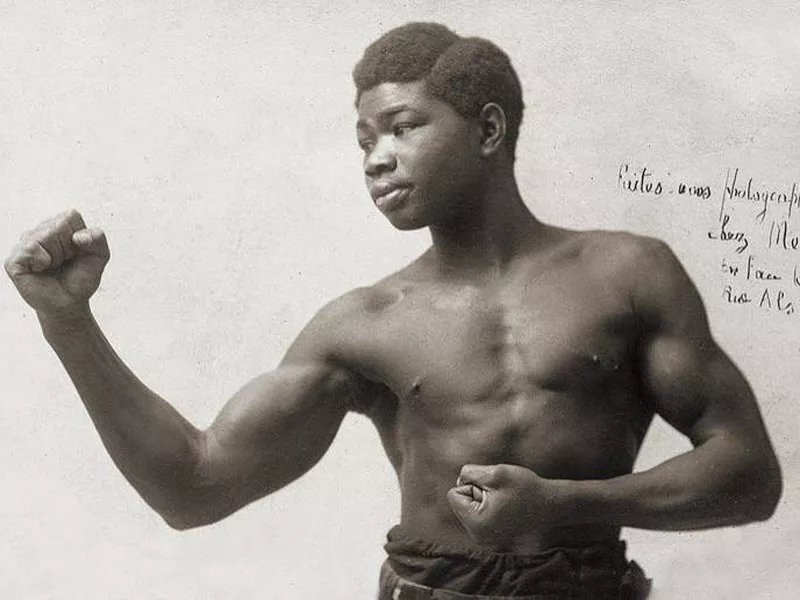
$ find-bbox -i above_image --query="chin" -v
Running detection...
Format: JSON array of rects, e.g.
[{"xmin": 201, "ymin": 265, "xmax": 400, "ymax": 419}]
[
  {"xmin": 379, "ymin": 206, "xmax": 428, "ymax": 231},
  {"xmin": 385, "ymin": 215, "xmax": 428, "ymax": 231}
]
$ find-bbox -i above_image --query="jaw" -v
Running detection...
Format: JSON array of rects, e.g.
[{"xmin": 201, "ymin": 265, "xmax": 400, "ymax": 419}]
[{"xmin": 381, "ymin": 209, "xmax": 429, "ymax": 231}]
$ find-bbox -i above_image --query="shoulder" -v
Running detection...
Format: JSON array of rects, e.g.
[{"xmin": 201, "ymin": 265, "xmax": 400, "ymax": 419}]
[
  {"xmin": 287, "ymin": 244, "xmax": 433, "ymax": 355},
  {"xmin": 611, "ymin": 234, "xmax": 700, "ymax": 317},
  {"xmin": 318, "ymin": 248, "xmax": 433, "ymax": 317},
  {"xmin": 314, "ymin": 276, "xmax": 414, "ymax": 324},
  {"xmin": 284, "ymin": 284, "xmax": 401, "ymax": 414},
  {"xmin": 540, "ymin": 227, "xmax": 668, "ymax": 268},
  {"xmin": 569, "ymin": 230, "xmax": 706, "ymax": 328},
  {"xmin": 285, "ymin": 275, "xmax": 410, "ymax": 360},
  {"xmin": 313, "ymin": 286, "xmax": 380, "ymax": 322},
  {"xmin": 278, "ymin": 287, "xmax": 390, "ymax": 411},
  {"xmin": 619, "ymin": 234, "xmax": 709, "ymax": 335},
  {"xmin": 573, "ymin": 229, "xmax": 672, "ymax": 269},
  {"xmin": 292, "ymin": 286, "xmax": 379, "ymax": 349},
  {"xmin": 570, "ymin": 230, "xmax": 684, "ymax": 287}
]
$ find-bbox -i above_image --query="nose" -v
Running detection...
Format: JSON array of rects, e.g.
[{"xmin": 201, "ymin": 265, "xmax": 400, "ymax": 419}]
[{"xmin": 363, "ymin": 136, "xmax": 397, "ymax": 177}]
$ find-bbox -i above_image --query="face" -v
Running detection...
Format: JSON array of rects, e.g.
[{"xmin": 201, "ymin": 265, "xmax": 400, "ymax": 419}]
[{"xmin": 356, "ymin": 81, "xmax": 484, "ymax": 230}]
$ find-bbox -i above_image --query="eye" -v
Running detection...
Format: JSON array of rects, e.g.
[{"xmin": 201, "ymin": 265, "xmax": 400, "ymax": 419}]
[
  {"xmin": 392, "ymin": 123, "xmax": 416, "ymax": 137},
  {"xmin": 358, "ymin": 138, "xmax": 375, "ymax": 153}
]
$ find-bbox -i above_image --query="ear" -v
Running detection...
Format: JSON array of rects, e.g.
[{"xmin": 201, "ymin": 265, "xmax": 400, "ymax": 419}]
[{"xmin": 478, "ymin": 102, "xmax": 507, "ymax": 157}]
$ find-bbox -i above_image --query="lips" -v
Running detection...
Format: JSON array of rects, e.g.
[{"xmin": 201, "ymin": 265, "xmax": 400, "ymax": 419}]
[{"xmin": 370, "ymin": 181, "xmax": 412, "ymax": 210}]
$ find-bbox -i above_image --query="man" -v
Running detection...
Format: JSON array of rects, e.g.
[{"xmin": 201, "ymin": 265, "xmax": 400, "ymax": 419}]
[{"xmin": 5, "ymin": 22, "xmax": 781, "ymax": 599}]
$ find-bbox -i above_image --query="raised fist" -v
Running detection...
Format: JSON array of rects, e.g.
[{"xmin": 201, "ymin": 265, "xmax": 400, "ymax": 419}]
[{"xmin": 5, "ymin": 209, "xmax": 110, "ymax": 315}]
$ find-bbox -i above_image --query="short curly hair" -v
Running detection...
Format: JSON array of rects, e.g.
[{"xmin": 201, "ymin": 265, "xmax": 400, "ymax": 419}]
[{"xmin": 353, "ymin": 22, "xmax": 525, "ymax": 158}]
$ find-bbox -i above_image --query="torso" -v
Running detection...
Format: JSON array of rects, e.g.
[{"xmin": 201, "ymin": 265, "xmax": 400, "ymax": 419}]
[{"xmin": 334, "ymin": 228, "xmax": 655, "ymax": 552}]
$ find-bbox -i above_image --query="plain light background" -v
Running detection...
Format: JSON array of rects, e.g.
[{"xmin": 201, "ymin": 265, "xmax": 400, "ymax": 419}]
[{"xmin": 2, "ymin": 1, "xmax": 798, "ymax": 598}]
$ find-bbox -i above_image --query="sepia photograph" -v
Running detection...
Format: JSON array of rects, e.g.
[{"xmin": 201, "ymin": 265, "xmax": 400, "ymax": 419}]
[{"xmin": 2, "ymin": 2, "xmax": 798, "ymax": 598}]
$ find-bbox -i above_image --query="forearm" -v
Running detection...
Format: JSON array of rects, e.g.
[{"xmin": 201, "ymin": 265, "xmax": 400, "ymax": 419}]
[
  {"xmin": 39, "ymin": 306, "xmax": 204, "ymax": 523},
  {"xmin": 564, "ymin": 436, "xmax": 781, "ymax": 531}
]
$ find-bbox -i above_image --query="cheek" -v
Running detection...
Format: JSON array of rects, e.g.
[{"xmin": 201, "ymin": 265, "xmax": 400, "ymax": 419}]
[
  {"xmin": 403, "ymin": 130, "xmax": 480, "ymax": 196},
  {"xmin": 415, "ymin": 144, "xmax": 467, "ymax": 187}
]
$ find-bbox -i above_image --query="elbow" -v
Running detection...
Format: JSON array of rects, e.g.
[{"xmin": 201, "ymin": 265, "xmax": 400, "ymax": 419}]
[
  {"xmin": 159, "ymin": 435, "xmax": 225, "ymax": 531},
  {"xmin": 741, "ymin": 453, "xmax": 783, "ymax": 523},
  {"xmin": 747, "ymin": 488, "xmax": 781, "ymax": 523},
  {"xmin": 153, "ymin": 484, "xmax": 227, "ymax": 531},
  {"xmin": 160, "ymin": 502, "xmax": 225, "ymax": 531},
  {"xmin": 161, "ymin": 505, "xmax": 204, "ymax": 531},
  {"xmin": 152, "ymin": 433, "xmax": 244, "ymax": 531},
  {"xmin": 751, "ymin": 463, "xmax": 782, "ymax": 522},
  {"xmin": 163, "ymin": 513, "xmax": 209, "ymax": 531},
  {"xmin": 157, "ymin": 482, "xmax": 239, "ymax": 531},
  {"xmin": 163, "ymin": 514, "xmax": 196, "ymax": 531}
]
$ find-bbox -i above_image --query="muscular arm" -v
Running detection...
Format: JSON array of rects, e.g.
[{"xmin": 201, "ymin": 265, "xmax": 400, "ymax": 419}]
[
  {"xmin": 42, "ymin": 309, "xmax": 362, "ymax": 530},
  {"xmin": 7, "ymin": 211, "xmax": 371, "ymax": 530},
  {"xmin": 450, "ymin": 239, "xmax": 782, "ymax": 541},
  {"xmin": 568, "ymin": 239, "xmax": 782, "ymax": 530}
]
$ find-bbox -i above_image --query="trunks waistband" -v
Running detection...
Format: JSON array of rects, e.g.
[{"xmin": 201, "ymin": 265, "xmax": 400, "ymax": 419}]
[
  {"xmin": 381, "ymin": 526, "xmax": 650, "ymax": 598},
  {"xmin": 385, "ymin": 525, "xmax": 628, "ymax": 570},
  {"xmin": 379, "ymin": 561, "xmax": 566, "ymax": 600}
]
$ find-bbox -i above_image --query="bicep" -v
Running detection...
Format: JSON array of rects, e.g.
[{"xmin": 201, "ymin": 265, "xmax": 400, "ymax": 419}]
[
  {"xmin": 634, "ymin": 239, "xmax": 767, "ymax": 446},
  {"xmin": 193, "ymin": 290, "xmax": 379, "ymax": 517},
  {"xmin": 198, "ymin": 362, "xmax": 353, "ymax": 511},
  {"xmin": 643, "ymin": 332, "xmax": 764, "ymax": 447}
]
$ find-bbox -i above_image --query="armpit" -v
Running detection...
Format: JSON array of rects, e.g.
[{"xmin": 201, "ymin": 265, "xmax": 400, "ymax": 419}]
[{"xmin": 346, "ymin": 374, "xmax": 396, "ymax": 416}]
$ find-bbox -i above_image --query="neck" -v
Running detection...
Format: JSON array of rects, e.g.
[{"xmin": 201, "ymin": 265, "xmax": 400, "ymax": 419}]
[{"xmin": 428, "ymin": 171, "xmax": 548, "ymax": 280}]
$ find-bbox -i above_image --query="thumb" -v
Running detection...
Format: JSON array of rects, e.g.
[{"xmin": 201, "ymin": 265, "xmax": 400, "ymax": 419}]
[
  {"xmin": 72, "ymin": 228, "xmax": 110, "ymax": 261},
  {"xmin": 457, "ymin": 464, "xmax": 501, "ymax": 488}
]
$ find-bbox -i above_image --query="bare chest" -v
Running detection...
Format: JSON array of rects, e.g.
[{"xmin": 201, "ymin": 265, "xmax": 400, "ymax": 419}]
[{"xmin": 346, "ymin": 270, "xmax": 637, "ymax": 410}]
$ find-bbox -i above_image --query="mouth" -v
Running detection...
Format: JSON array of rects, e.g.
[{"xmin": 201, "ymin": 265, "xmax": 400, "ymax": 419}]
[{"xmin": 371, "ymin": 183, "xmax": 412, "ymax": 211}]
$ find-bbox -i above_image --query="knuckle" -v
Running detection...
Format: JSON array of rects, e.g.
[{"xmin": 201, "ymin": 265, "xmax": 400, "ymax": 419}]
[
  {"xmin": 22, "ymin": 239, "xmax": 41, "ymax": 254},
  {"xmin": 493, "ymin": 464, "xmax": 510, "ymax": 482},
  {"xmin": 35, "ymin": 233, "xmax": 55, "ymax": 249},
  {"xmin": 34, "ymin": 223, "xmax": 55, "ymax": 238},
  {"xmin": 66, "ymin": 208, "xmax": 86, "ymax": 226},
  {"xmin": 4, "ymin": 253, "xmax": 25, "ymax": 277}
]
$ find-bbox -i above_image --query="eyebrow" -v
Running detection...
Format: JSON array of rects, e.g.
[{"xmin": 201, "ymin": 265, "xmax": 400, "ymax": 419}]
[{"xmin": 356, "ymin": 103, "xmax": 416, "ymax": 129}]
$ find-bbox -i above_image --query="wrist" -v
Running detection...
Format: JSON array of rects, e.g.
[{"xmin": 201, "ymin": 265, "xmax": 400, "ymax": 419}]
[
  {"xmin": 38, "ymin": 303, "xmax": 95, "ymax": 340},
  {"xmin": 555, "ymin": 478, "xmax": 608, "ymax": 526}
]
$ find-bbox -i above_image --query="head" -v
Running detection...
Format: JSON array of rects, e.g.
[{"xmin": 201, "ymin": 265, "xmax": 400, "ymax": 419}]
[
  {"xmin": 353, "ymin": 23, "xmax": 525, "ymax": 230},
  {"xmin": 353, "ymin": 23, "xmax": 524, "ymax": 159}
]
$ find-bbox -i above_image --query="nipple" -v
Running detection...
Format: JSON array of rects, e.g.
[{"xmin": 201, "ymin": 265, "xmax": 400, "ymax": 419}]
[{"xmin": 591, "ymin": 353, "xmax": 621, "ymax": 371}]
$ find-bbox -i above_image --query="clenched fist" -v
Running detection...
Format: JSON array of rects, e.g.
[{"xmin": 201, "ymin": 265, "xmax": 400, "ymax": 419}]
[
  {"xmin": 4, "ymin": 209, "xmax": 110, "ymax": 316},
  {"xmin": 446, "ymin": 463, "xmax": 572, "ymax": 550}
]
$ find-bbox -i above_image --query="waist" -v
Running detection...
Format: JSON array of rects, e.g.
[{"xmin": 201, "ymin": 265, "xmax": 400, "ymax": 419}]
[
  {"xmin": 382, "ymin": 525, "xmax": 640, "ymax": 598},
  {"xmin": 386, "ymin": 524, "xmax": 626, "ymax": 568},
  {"xmin": 398, "ymin": 509, "xmax": 620, "ymax": 554}
]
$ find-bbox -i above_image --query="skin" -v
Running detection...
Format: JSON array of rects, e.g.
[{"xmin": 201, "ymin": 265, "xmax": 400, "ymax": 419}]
[{"xmin": 5, "ymin": 81, "xmax": 781, "ymax": 560}]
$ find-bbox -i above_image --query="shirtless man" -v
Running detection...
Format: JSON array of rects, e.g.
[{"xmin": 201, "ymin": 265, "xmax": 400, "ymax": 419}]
[{"xmin": 5, "ymin": 23, "xmax": 781, "ymax": 599}]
